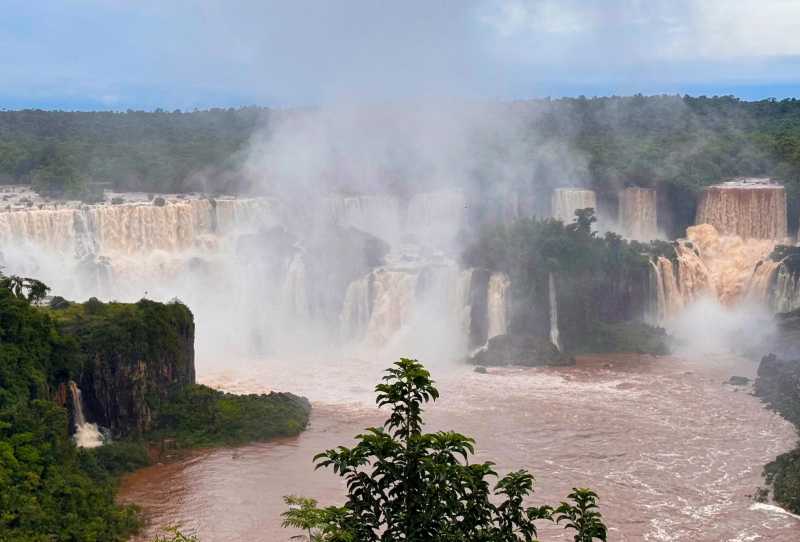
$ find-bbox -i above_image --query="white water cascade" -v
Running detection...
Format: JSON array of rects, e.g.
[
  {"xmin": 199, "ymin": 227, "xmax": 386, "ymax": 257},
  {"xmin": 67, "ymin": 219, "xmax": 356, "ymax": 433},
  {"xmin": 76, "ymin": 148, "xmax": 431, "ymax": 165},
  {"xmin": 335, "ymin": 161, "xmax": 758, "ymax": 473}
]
[
  {"xmin": 551, "ymin": 188, "xmax": 597, "ymax": 223},
  {"xmin": 548, "ymin": 272, "xmax": 561, "ymax": 351},
  {"xmin": 771, "ymin": 265, "xmax": 800, "ymax": 313},
  {"xmin": 68, "ymin": 381, "xmax": 103, "ymax": 448},
  {"xmin": 619, "ymin": 187, "xmax": 658, "ymax": 241},
  {"xmin": 0, "ymin": 187, "xmax": 488, "ymax": 364},
  {"xmin": 695, "ymin": 179, "xmax": 788, "ymax": 240},
  {"xmin": 486, "ymin": 272, "xmax": 510, "ymax": 338},
  {"xmin": 647, "ymin": 179, "xmax": 797, "ymax": 324}
]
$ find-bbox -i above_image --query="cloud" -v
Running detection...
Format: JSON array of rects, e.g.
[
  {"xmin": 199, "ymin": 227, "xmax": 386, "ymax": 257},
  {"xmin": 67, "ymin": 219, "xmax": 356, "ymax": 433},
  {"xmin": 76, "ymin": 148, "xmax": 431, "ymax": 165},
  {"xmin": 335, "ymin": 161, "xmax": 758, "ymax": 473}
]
[
  {"xmin": 478, "ymin": 0, "xmax": 800, "ymax": 63},
  {"xmin": 2, "ymin": 0, "xmax": 800, "ymax": 109}
]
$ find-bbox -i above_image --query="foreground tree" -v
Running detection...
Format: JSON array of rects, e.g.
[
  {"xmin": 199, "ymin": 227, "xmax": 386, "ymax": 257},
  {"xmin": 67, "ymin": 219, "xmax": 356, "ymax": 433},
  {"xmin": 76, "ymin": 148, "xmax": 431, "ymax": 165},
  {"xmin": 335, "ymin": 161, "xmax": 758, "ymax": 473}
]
[{"xmin": 283, "ymin": 358, "xmax": 606, "ymax": 541}]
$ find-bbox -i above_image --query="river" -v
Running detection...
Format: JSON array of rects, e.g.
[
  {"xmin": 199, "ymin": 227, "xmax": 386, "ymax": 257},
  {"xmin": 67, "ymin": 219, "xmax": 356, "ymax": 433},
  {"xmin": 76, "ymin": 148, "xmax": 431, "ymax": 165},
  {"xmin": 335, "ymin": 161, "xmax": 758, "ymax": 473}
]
[{"xmin": 119, "ymin": 353, "xmax": 800, "ymax": 541}]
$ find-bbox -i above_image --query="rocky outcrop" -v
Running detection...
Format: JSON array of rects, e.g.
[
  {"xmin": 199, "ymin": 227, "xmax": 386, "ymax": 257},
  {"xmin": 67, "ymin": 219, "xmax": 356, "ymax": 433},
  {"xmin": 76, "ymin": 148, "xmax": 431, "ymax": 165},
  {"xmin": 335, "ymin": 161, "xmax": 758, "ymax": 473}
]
[
  {"xmin": 468, "ymin": 334, "xmax": 573, "ymax": 367},
  {"xmin": 755, "ymin": 353, "xmax": 800, "ymax": 426},
  {"xmin": 57, "ymin": 299, "xmax": 195, "ymax": 438},
  {"xmin": 754, "ymin": 353, "xmax": 800, "ymax": 513}
]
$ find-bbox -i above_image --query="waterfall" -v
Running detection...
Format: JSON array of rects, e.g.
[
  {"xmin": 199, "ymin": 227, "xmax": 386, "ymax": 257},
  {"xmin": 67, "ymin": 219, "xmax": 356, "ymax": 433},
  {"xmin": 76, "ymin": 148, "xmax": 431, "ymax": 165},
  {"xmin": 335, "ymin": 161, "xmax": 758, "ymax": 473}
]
[
  {"xmin": 282, "ymin": 253, "xmax": 310, "ymax": 319},
  {"xmin": 339, "ymin": 263, "xmax": 473, "ymax": 357},
  {"xmin": 771, "ymin": 264, "xmax": 800, "ymax": 313},
  {"xmin": 0, "ymin": 207, "xmax": 78, "ymax": 255},
  {"xmin": 0, "ymin": 197, "xmax": 277, "ymax": 257},
  {"xmin": 486, "ymin": 272, "xmax": 510, "ymax": 338},
  {"xmin": 548, "ymin": 273, "xmax": 561, "ymax": 351},
  {"xmin": 695, "ymin": 179, "xmax": 788, "ymax": 240},
  {"xmin": 551, "ymin": 188, "xmax": 596, "ymax": 223},
  {"xmin": 619, "ymin": 187, "xmax": 658, "ymax": 241},
  {"xmin": 0, "ymin": 189, "xmax": 475, "ymax": 360},
  {"xmin": 658, "ymin": 256, "xmax": 684, "ymax": 317},
  {"xmin": 363, "ymin": 269, "xmax": 419, "ymax": 346},
  {"xmin": 674, "ymin": 239, "xmax": 713, "ymax": 303},
  {"xmin": 68, "ymin": 381, "xmax": 103, "ymax": 448},
  {"xmin": 747, "ymin": 259, "xmax": 783, "ymax": 303},
  {"xmin": 647, "ymin": 223, "xmax": 789, "ymax": 324},
  {"xmin": 647, "ymin": 259, "xmax": 667, "ymax": 324},
  {"xmin": 340, "ymin": 274, "xmax": 372, "ymax": 341}
]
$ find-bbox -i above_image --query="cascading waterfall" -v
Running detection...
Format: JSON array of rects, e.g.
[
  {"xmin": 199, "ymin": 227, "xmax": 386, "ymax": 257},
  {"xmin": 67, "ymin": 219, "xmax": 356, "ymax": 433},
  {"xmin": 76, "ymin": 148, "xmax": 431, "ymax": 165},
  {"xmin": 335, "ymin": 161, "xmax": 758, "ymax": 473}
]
[
  {"xmin": 695, "ymin": 179, "xmax": 788, "ymax": 240},
  {"xmin": 363, "ymin": 269, "xmax": 419, "ymax": 346},
  {"xmin": 648, "ymin": 222, "xmax": 791, "ymax": 323},
  {"xmin": 747, "ymin": 259, "xmax": 784, "ymax": 302},
  {"xmin": 486, "ymin": 272, "xmax": 510, "ymax": 338},
  {"xmin": 0, "ymin": 196, "xmax": 280, "ymax": 258},
  {"xmin": 340, "ymin": 274, "xmax": 372, "ymax": 341},
  {"xmin": 551, "ymin": 188, "xmax": 596, "ymax": 223},
  {"xmin": 548, "ymin": 273, "xmax": 561, "ymax": 350},
  {"xmin": 282, "ymin": 253, "xmax": 310, "ymax": 320},
  {"xmin": 647, "ymin": 178, "xmax": 792, "ymax": 323},
  {"xmin": 339, "ymin": 262, "xmax": 474, "ymax": 358},
  {"xmin": 0, "ymin": 188, "xmax": 513, "ymax": 362},
  {"xmin": 619, "ymin": 187, "xmax": 658, "ymax": 241},
  {"xmin": 68, "ymin": 381, "xmax": 103, "ymax": 448},
  {"xmin": 771, "ymin": 264, "xmax": 800, "ymax": 313}
]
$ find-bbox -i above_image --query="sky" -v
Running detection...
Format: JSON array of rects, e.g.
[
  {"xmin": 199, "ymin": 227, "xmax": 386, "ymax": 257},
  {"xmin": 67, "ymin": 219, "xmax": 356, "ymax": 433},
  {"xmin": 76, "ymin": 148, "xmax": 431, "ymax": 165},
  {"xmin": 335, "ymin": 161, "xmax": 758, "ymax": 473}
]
[{"xmin": 3, "ymin": 0, "xmax": 800, "ymax": 110}]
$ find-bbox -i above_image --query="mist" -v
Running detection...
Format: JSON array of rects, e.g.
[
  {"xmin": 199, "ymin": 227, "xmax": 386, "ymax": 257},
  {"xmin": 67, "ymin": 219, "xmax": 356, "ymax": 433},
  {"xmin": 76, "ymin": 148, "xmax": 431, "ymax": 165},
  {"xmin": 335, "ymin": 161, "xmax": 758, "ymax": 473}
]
[{"xmin": 666, "ymin": 296, "xmax": 778, "ymax": 357}]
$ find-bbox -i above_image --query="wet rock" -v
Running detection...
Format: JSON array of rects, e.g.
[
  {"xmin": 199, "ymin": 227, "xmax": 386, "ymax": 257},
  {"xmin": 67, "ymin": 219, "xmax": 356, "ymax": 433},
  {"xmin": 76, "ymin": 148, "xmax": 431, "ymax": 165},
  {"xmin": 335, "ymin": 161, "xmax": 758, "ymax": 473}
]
[
  {"xmin": 755, "ymin": 353, "xmax": 800, "ymax": 426},
  {"xmin": 727, "ymin": 376, "xmax": 750, "ymax": 386},
  {"xmin": 468, "ymin": 333, "xmax": 573, "ymax": 367},
  {"xmin": 66, "ymin": 299, "xmax": 196, "ymax": 438},
  {"xmin": 474, "ymin": 365, "xmax": 488, "ymax": 374}
]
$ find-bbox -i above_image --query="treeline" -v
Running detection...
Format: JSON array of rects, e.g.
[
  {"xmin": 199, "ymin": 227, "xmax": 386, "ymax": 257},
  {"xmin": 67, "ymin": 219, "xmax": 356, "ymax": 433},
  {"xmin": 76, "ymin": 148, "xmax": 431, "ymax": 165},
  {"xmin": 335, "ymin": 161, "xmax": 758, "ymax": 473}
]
[
  {"xmin": 2, "ymin": 96, "xmax": 800, "ymax": 230},
  {"xmin": 0, "ymin": 108, "xmax": 267, "ymax": 197}
]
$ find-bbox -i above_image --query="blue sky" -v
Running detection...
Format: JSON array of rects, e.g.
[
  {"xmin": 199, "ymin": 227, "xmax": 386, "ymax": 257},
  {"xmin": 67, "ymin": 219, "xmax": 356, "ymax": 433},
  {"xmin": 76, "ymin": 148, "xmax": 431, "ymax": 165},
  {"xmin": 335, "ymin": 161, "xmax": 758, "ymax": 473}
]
[{"xmin": 3, "ymin": 0, "xmax": 800, "ymax": 110}]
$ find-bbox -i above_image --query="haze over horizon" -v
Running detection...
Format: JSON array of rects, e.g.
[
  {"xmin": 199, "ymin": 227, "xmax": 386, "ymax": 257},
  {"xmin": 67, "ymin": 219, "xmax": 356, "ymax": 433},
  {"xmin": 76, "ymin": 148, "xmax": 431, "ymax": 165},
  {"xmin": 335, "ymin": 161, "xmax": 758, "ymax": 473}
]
[{"xmin": 4, "ymin": 0, "xmax": 800, "ymax": 111}]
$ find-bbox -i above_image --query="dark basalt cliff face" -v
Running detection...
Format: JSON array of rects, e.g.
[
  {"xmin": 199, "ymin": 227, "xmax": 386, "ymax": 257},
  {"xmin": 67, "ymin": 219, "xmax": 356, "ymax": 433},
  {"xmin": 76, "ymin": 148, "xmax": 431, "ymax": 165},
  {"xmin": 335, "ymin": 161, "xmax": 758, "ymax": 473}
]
[
  {"xmin": 55, "ymin": 298, "xmax": 195, "ymax": 438},
  {"xmin": 468, "ymin": 334, "xmax": 573, "ymax": 367},
  {"xmin": 754, "ymin": 353, "xmax": 800, "ymax": 513},
  {"xmin": 755, "ymin": 353, "xmax": 800, "ymax": 426}
]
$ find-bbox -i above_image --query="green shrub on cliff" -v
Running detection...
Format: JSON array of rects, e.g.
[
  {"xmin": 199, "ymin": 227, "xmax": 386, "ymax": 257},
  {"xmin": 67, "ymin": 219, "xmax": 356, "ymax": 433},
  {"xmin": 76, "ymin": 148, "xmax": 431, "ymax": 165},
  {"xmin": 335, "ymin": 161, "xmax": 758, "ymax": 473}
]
[{"xmin": 283, "ymin": 359, "xmax": 607, "ymax": 542}]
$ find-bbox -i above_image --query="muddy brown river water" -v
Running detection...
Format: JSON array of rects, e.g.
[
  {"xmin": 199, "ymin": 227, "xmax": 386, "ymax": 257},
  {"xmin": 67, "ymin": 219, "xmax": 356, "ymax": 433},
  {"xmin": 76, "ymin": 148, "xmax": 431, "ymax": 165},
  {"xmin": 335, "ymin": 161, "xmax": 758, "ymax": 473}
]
[{"xmin": 119, "ymin": 354, "xmax": 800, "ymax": 541}]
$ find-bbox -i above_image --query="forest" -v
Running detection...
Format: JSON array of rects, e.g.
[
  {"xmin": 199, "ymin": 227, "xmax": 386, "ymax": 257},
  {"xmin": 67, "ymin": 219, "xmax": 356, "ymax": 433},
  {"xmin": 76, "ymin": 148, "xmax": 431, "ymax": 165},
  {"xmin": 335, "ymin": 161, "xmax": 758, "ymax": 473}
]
[{"xmin": 2, "ymin": 95, "xmax": 800, "ymax": 232}]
